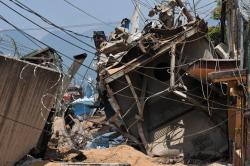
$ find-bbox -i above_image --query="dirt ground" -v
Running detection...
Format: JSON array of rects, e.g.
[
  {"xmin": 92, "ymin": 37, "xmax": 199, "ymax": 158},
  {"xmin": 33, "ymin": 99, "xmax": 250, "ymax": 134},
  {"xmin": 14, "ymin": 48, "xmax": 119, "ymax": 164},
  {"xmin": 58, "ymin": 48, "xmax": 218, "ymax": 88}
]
[
  {"xmin": 29, "ymin": 145, "xmax": 227, "ymax": 166},
  {"xmin": 30, "ymin": 145, "xmax": 180, "ymax": 166},
  {"xmin": 80, "ymin": 145, "xmax": 171, "ymax": 166}
]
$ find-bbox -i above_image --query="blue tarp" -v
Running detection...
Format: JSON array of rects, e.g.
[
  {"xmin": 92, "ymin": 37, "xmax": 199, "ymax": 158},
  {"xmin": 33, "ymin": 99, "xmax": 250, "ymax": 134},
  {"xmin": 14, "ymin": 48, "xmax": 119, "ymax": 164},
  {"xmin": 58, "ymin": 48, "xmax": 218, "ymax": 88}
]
[
  {"xmin": 85, "ymin": 132, "xmax": 125, "ymax": 149},
  {"xmin": 72, "ymin": 97, "xmax": 95, "ymax": 119},
  {"xmin": 71, "ymin": 80, "xmax": 96, "ymax": 120}
]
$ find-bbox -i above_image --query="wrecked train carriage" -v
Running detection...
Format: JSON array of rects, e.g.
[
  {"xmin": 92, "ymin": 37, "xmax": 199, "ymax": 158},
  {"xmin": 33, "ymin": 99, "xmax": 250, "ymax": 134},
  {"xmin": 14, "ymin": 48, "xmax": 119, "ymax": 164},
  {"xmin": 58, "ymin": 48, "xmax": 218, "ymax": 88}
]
[{"xmin": 96, "ymin": 19, "xmax": 238, "ymax": 161}]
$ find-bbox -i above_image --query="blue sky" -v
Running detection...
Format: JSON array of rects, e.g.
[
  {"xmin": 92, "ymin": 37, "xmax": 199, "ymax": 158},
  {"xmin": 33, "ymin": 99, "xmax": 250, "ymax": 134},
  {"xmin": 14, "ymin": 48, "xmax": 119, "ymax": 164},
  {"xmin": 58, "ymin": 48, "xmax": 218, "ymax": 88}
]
[
  {"xmin": 0, "ymin": 0, "xmax": 136, "ymax": 39},
  {"xmin": 0, "ymin": 0, "xmax": 217, "ymax": 38}
]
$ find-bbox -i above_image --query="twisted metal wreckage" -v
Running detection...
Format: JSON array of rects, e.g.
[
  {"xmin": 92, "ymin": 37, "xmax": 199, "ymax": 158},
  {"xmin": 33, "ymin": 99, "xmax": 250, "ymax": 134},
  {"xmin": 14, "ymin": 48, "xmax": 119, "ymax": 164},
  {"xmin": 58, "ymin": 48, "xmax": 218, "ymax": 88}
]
[{"xmin": 94, "ymin": 0, "xmax": 248, "ymax": 164}]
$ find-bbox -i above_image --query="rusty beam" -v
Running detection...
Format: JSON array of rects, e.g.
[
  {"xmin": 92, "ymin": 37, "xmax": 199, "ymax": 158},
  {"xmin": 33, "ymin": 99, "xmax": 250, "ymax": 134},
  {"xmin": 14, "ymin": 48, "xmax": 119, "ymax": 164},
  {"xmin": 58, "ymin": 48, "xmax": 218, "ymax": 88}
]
[{"xmin": 208, "ymin": 69, "xmax": 246, "ymax": 83}]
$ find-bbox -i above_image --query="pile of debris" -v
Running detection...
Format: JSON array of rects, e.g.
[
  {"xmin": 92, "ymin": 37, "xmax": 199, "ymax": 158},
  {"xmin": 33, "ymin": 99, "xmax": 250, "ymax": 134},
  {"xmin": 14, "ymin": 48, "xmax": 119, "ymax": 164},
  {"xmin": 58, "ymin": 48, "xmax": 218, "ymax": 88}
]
[
  {"xmin": 93, "ymin": 0, "xmax": 234, "ymax": 165},
  {"xmin": 2, "ymin": 0, "xmax": 250, "ymax": 165}
]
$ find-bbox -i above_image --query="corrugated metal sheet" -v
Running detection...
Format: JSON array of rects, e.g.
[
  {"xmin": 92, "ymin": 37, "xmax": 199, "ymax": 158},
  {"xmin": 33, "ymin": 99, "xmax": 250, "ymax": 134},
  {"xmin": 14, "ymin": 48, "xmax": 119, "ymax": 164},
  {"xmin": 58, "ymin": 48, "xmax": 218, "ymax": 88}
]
[{"xmin": 0, "ymin": 55, "xmax": 60, "ymax": 165}]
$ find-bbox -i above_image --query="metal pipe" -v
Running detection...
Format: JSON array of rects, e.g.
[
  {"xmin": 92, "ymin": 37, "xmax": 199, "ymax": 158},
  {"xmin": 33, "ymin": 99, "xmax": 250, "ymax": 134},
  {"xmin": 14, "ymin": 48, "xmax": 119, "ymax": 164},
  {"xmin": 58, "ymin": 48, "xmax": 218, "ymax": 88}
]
[{"xmin": 170, "ymin": 44, "xmax": 176, "ymax": 87}]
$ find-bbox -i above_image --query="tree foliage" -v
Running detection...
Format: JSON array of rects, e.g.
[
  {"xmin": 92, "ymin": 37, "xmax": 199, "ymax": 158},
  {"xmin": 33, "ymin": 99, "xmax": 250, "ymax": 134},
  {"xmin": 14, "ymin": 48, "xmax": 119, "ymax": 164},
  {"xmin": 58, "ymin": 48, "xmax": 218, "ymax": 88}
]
[
  {"xmin": 208, "ymin": 26, "xmax": 221, "ymax": 45},
  {"xmin": 212, "ymin": 0, "xmax": 222, "ymax": 20}
]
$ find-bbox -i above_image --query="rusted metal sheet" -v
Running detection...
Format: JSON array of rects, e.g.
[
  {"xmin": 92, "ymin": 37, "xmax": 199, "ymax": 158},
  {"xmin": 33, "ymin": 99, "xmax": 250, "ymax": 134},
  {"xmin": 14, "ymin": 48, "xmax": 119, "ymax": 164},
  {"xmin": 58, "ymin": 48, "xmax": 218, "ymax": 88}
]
[
  {"xmin": 0, "ymin": 55, "xmax": 60, "ymax": 165},
  {"xmin": 208, "ymin": 69, "xmax": 246, "ymax": 83},
  {"xmin": 187, "ymin": 59, "xmax": 240, "ymax": 80},
  {"xmin": 208, "ymin": 71, "xmax": 246, "ymax": 165}
]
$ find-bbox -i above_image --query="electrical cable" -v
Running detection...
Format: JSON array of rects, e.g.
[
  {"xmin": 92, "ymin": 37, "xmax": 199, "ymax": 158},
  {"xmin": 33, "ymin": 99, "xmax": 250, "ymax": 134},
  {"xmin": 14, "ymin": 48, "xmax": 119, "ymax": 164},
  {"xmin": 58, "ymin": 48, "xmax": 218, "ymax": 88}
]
[
  {"xmin": 10, "ymin": 0, "xmax": 96, "ymax": 48},
  {"xmin": 13, "ymin": 0, "xmax": 101, "ymax": 86},
  {"xmin": 0, "ymin": 22, "xmax": 118, "ymax": 32},
  {"xmin": 131, "ymin": 0, "xmax": 147, "ymax": 26},
  {"xmin": 196, "ymin": 1, "xmax": 216, "ymax": 11},
  {"xmin": 0, "ymin": 0, "xmax": 96, "ymax": 55},
  {"xmin": 0, "ymin": 15, "xmax": 96, "ymax": 73},
  {"xmin": 63, "ymin": 0, "xmax": 115, "ymax": 29}
]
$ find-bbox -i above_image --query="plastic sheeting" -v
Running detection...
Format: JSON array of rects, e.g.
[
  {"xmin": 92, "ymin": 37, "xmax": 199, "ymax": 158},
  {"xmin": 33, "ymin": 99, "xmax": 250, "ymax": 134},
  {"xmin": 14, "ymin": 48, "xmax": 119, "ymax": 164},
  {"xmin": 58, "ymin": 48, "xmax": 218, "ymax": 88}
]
[
  {"xmin": 72, "ymin": 97, "xmax": 95, "ymax": 120},
  {"xmin": 239, "ymin": 0, "xmax": 250, "ymax": 21},
  {"xmin": 85, "ymin": 132, "xmax": 125, "ymax": 149}
]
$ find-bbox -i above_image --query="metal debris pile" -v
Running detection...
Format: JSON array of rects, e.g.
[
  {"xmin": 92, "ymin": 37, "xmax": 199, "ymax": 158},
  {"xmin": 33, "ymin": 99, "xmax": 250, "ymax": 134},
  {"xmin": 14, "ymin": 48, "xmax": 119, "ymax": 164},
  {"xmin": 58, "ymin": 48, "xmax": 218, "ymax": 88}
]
[
  {"xmin": 1, "ymin": 0, "xmax": 250, "ymax": 166},
  {"xmin": 93, "ymin": 0, "xmax": 233, "ymax": 164},
  {"xmin": 14, "ymin": 0, "xmax": 236, "ymax": 165}
]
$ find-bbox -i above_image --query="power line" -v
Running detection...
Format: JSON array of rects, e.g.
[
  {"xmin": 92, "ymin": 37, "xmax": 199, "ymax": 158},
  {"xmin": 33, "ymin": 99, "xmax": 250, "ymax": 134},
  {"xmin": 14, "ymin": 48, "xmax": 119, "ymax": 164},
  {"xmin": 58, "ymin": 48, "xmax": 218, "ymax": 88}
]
[
  {"xmin": 0, "ymin": 14, "xmax": 96, "ymax": 73},
  {"xmin": 0, "ymin": 22, "xmax": 118, "ymax": 33},
  {"xmin": 63, "ymin": 0, "xmax": 115, "ymax": 28},
  {"xmin": 0, "ymin": 40, "xmax": 35, "ymax": 51},
  {"xmin": 136, "ymin": 0, "xmax": 152, "ymax": 9},
  {"xmin": 11, "ymin": 0, "xmax": 103, "ymax": 84},
  {"xmin": 1, "ymin": 14, "xmax": 235, "ymax": 113},
  {"xmin": 143, "ymin": 0, "xmax": 154, "ymax": 8},
  {"xmin": 196, "ymin": 1, "xmax": 216, "ymax": 11},
  {"xmin": 131, "ymin": 0, "xmax": 147, "ymax": 22},
  {"xmin": 0, "ymin": 0, "xmax": 96, "ymax": 55},
  {"xmin": 9, "ymin": 0, "xmax": 96, "ymax": 49}
]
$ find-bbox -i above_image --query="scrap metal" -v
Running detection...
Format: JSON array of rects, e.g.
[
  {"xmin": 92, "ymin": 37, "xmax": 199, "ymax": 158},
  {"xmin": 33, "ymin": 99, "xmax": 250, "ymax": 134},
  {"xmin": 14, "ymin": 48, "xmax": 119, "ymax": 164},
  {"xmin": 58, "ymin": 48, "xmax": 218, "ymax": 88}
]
[{"xmin": 94, "ymin": 0, "xmax": 242, "ymax": 164}]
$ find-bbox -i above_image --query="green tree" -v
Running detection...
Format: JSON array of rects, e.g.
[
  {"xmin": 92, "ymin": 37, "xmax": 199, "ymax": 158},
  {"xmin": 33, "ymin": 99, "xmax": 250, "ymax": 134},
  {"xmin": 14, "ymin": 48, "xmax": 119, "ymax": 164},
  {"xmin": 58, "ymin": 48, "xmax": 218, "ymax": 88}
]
[
  {"xmin": 212, "ymin": 0, "xmax": 222, "ymax": 20},
  {"xmin": 207, "ymin": 26, "xmax": 221, "ymax": 45}
]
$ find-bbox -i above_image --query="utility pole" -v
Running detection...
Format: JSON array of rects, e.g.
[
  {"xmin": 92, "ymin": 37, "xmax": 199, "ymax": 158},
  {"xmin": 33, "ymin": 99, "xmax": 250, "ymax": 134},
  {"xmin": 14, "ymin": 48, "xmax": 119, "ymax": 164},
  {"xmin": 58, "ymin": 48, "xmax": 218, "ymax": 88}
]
[
  {"xmin": 246, "ymin": 23, "xmax": 250, "ymax": 163},
  {"xmin": 220, "ymin": 0, "xmax": 226, "ymax": 43},
  {"xmin": 131, "ymin": 0, "xmax": 140, "ymax": 34}
]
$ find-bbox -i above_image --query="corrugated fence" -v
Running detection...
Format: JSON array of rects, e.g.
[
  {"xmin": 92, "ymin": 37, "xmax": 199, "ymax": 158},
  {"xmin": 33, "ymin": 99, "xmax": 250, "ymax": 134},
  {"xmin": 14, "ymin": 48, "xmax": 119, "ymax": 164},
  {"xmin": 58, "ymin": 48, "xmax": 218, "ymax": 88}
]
[{"xmin": 0, "ymin": 55, "xmax": 60, "ymax": 165}]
